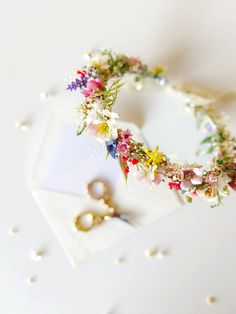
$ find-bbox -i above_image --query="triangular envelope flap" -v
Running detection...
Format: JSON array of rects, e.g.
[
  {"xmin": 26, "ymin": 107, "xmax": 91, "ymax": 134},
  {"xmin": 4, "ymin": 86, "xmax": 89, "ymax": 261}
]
[{"xmin": 32, "ymin": 190, "xmax": 135, "ymax": 266}]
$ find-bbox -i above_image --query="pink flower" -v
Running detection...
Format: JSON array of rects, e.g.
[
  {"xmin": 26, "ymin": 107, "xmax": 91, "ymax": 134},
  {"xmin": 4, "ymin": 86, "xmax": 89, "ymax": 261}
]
[
  {"xmin": 82, "ymin": 78, "xmax": 103, "ymax": 98},
  {"xmin": 181, "ymin": 167, "xmax": 203, "ymax": 186},
  {"xmin": 117, "ymin": 142, "xmax": 130, "ymax": 155},
  {"xmin": 127, "ymin": 57, "xmax": 142, "ymax": 67},
  {"xmin": 152, "ymin": 174, "xmax": 162, "ymax": 185},
  {"xmin": 191, "ymin": 177, "xmax": 203, "ymax": 185},
  {"xmin": 180, "ymin": 180, "xmax": 192, "ymax": 190},
  {"xmin": 86, "ymin": 123, "xmax": 99, "ymax": 136},
  {"xmin": 82, "ymin": 88, "xmax": 93, "ymax": 97},
  {"xmin": 207, "ymin": 172, "xmax": 218, "ymax": 183},
  {"xmin": 119, "ymin": 129, "xmax": 132, "ymax": 142},
  {"xmin": 87, "ymin": 78, "xmax": 103, "ymax": 90}
]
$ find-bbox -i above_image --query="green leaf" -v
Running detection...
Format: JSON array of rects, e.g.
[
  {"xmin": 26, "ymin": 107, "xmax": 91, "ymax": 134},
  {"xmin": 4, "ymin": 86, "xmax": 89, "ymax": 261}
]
[
  {"xmin": 200, "ymin": 135, "xmax": 213, "ymax": 144},
  {"xmin": 76, "ymin": 123, "xmax": 86, "ymax": 136},
  {"xmin": 216, "ymin": 159, "xmax": 223, "ymax": 165},
  {"xmin": 186, "ymin": 197, "xmax": 192, "ymax": 203},
  {"xmin": 206, "ymin": 146, "xmax": 215, "ymax": 154},
  {"xmin": 106, "ymin": 150, "xmax": 110, "ymax": 160}
]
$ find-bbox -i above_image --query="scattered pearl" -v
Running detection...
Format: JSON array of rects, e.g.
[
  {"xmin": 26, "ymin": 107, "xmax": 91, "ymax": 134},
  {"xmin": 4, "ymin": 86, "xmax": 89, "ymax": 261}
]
[
  {"xmin": 183, "ymin": 105, "xmax": 191, "ymax": 113},
  {"xmin": 30, "ymin": 250, "xmax": 44, "ymax": 262},
  {"xmin": 27, "ymin": 276, "xmax": 36, "ymax": 285},
  {"xmin": 159, "ymin": 77, "xmax": 167, "ymax": 86},
  {"xmin": 206, "ymin": 296, "xmax": 217, "ymax": 305},
  {"xmin": 15, "ymin": 121, "xmax": 28, "ymax": 131},
  {"xmin": 84, "ymin": 53, "xmax": 90, "ymax": 61},
  {"xmin": 157, "ymin": 250, "xmax": 167, "ymax": 259},
  {"xmin": 136, "ymin": 83, "xmax": 143, "ymax": 91},
  {"xmin": 145, "ymin": 249, "xmax": 157, "ymax": 258},
  {"xmin": 8, "ymin": 227, "xmax": 19, "ymax": 236},
  {"xmin": 104, "ymin": 215, "xmax": 112, "ymax": 221},
  {"xmin": 40, "ymin": 91, "xmax": 49, "ymax": 100},
  {"xmin": 114, "ymin": 257, "xmax": 125, "ymax": 264}
]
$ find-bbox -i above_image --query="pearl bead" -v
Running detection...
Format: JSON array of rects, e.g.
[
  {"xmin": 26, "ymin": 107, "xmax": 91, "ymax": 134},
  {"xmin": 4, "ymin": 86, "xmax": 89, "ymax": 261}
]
[
  {"xmin": 114, "ymin": 257, "xmax": 125, "ymax": 264},
  {"xmin": 15, "ymin": 121, "xmax": 28, "ymax": 131},
  {"xmin": 40, "ymin": 91, "xmax": 48, "ymax": 100},
  {"xmin": 30, "ymin": 250, "xmax": 44, "ymax": 262},
  {"xmin": 136, "ymin": 83, "xmax": 143, "ymax": 91},
  {"xmin": 157, "ymin": 250, "xmax": 166, "ymax": 259},
  {"xmin": 206, "ymin": 296, "xmax": 217, "ymax": 305},
  {"xmin": 27, "ymin": 276, "xmax": 36, "ymax": 285},
  {"xmin": 84, "ymin": 53, "xmax": 90, "ymax": 60},
  {"xmin": 159, "ymin": 78, "xmax": 167, "ymax": 86},
  {"xmin": 8, "ymin": 227, "xmax": 19, "ymax": 236},
  {"xmin": 145, "ymin": 249, "xmax": 157, "ymax": 258}
]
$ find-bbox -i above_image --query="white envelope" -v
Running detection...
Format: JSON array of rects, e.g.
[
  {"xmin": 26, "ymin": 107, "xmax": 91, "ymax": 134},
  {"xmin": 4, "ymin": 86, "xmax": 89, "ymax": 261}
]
[{"xmin": 31, "ymin": 111, "xmax": 183, "ymax": 266}]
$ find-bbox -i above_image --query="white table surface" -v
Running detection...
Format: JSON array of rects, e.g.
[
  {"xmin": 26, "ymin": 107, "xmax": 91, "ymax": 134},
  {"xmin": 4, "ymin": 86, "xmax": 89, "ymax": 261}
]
[{"xmin": 1, "ymin": 0, "xmax": 236, "ymax": 313}]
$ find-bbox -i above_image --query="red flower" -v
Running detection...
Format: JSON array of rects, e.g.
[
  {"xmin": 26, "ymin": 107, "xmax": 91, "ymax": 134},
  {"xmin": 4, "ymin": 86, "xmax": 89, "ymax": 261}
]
[
  {"xmin": 122, "ymin": 156, "xmax": 128, "ymax": 163},
  {"xmin": 228, "ymin": 179, "xmax": 236, "ymax": 191},
  {"xmin": 168, "ymin": 181, "xmax": 181, "ymax": 191},
  {"xmin": 124, "ymin": 166, "xmax": 130, "ymax": 174},
  {"xmin": 131, "ymin": 158, "xmax": 139, "ymax": 165},
  {"xmin": 77, "ymin": 69, "xmax": 86, "ymax": 76}
]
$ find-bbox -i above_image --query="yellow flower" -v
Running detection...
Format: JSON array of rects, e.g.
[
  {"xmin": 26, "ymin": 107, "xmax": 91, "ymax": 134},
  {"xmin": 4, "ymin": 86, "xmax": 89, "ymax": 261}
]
[
  {"xmin": 153, "ymin": 66, "xmax": 165, "ymax": 75},
  {"xmin": 145, "ymin": 146, "xmax": 165, "ymax": 166},
  {"xmin": 96, "ymin": 122, "xmax": 109, "ymax": 135},
  {"xmin": 91, "ymin": 60, "xmax": 101, "ymax": 69}
]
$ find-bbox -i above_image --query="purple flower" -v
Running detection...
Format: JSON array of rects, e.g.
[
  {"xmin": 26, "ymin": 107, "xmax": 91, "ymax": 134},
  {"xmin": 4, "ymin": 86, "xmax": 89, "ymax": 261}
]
[
  {"xmin": 66, "ymin": 76, "xmax": 88, "ymax": 91},
  {"xmin": 106, "ymin": 139, "xmax": 117, "ymax": 159}
]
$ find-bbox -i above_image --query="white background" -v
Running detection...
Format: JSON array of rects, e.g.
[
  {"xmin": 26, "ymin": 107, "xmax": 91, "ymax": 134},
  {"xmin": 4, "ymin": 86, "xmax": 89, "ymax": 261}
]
[{"xmin": 1, "ymin": 0, "xmax": 236, "ymax": 313}]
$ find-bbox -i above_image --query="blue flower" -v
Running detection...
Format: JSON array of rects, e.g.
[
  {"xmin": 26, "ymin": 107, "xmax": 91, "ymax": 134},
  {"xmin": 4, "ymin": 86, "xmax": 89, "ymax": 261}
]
[{"xmin": 106, "ymin": 139, "xmax": 117, "ymax": 159}]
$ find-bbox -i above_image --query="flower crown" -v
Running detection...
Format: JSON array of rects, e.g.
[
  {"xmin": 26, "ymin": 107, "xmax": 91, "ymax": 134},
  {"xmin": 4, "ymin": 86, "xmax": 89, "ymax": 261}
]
[{"xmin": 67, "ymin": 49, "xmax": 236, "ymax": 206}]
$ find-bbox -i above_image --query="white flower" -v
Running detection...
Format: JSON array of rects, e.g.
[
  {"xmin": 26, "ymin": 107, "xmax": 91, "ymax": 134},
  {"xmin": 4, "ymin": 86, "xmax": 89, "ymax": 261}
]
[
  {"xmin": 191, "ymin": 176, "xmax": 203, "ymax": 185},
  {"xmin": 214, "ymin": 174, "xmax": 231, "ymax": 196},
  {"xmin": 102, "ymin": 109, "xmax": 119, "ymax": 120},
  {"xmin": 180, "ymin": 181, "xmax": 192, "ymax": 191},
  {"xmin": 91, "ymin": 54, "xmax": 110, "ymax": 69},
  {"xmin": 133, "ymin": 165, "xmax": 161, "ymax": 185},
  {"xmin": 86, "ymin": 109, "xmax": 98, "ymax": 125},
  {"xmin": 193, "ymin": 167, "xmax": 203, "ymax": 176}
]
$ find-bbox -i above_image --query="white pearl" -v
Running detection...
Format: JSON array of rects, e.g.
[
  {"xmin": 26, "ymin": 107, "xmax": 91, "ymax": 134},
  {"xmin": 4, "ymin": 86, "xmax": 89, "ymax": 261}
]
[
  {"xmin": 136, "ymin": 83, "xmax": 143, "ymax": 91},
  {"xmin": 27, "ymin": 276, "xmax": 36, "ymax": 285},
  {"xmin": 15, "ymin": 121, "xmax": 28, "ymax": 131},
  {"xmin": 157, "ymin": 250, "xmax": 166, "ymax": 259},
  {"xmin": 206, "ymin": 296, "xmax": 217, "ymax": 305},
  {"xmin": 40, "ymin": 91, "xmax": 48, "ymax": 100},
  {"xmin": 84, "ymin": 53, "xmax": 90, "ymax": 60},
  {"xmin": 114, "ymin": 257, "xmax": 125, "ymax": 264},
  {"xmin": 145, "ymin": 249, "xmax": 157, "ymax": 258},
  {"xmin": 159, "ymin": 78, "xmax": 167, "ymax": 86},
  {"xmin": 30, "ymin": 250, "xmax": 44, "ymax": 262},
  {"xmin": 8, "ymin": 227, "xmax": 19, "ymax": 236}
]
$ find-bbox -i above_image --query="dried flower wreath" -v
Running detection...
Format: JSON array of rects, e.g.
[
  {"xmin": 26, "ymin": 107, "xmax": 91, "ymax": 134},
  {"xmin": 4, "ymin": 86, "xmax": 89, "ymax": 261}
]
[{"xmin": 67, "ymin": 49, "xmax": 236, "ymax": 206}]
